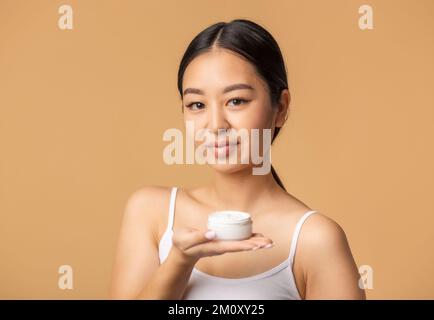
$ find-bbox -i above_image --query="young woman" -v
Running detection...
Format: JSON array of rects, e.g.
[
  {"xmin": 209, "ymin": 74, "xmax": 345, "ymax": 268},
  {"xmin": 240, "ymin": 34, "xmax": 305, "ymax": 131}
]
[{"xmin": 109, "ymin": 19, "xmax": 366, "ymax": 300}]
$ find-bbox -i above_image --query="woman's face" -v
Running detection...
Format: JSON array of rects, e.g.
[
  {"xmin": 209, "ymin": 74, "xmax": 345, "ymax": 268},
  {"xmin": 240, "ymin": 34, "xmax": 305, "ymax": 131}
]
[{"xmin": 181, "ymin": 48, "xmax": 287, "ymax": 174}]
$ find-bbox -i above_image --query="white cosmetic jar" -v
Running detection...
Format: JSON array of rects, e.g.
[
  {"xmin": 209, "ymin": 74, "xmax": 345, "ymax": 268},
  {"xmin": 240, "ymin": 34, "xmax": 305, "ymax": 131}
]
[{"xmin": 207, "ymin": 210, "xmax": 252, "ymax": 240}]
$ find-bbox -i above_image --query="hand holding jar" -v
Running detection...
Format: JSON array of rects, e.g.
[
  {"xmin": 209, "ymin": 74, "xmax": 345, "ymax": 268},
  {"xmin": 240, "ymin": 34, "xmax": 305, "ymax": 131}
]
[{"xmin": 170, "ymin": 210, "xmax": 273, "ymax": 264}]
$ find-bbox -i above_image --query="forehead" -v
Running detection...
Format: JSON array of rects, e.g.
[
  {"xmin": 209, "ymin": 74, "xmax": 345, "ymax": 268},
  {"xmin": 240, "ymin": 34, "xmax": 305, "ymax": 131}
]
[{"xmin": 182, "ymin": 48, "xmax": 267, "ymax": 92}]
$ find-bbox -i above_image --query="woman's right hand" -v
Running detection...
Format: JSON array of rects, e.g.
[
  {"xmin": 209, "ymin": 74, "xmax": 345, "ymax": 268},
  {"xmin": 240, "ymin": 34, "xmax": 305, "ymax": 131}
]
[{"xmin": 171, "ymin": 227, "xmax": 274, "ymax": 264}]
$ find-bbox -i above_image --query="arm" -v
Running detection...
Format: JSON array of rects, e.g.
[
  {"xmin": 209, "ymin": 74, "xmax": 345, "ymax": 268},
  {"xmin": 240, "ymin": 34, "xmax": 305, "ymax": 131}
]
[
  {"xmin": 109, "ymin": 187, "xmax": 196, "ymax": 299},
  {"xmin": 298, "ymin": 214, "xmax": 366, "ymax": 300}
]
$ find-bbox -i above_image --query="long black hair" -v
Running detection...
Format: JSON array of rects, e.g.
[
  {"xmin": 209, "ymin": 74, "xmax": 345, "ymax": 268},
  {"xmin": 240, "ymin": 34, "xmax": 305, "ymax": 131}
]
[{"xmin": 177, "ymin": 19, "xmax": 289, "ymax": 191}]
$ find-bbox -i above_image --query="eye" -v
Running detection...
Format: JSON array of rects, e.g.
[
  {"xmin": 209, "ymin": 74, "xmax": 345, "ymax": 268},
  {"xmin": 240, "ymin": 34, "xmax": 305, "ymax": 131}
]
[
  {"xmin": 227, "ymin": 98, "xmax": 249, "ymax": 107},
  {"xmin": 186, "ymin": 102, "xmax": 205, "ymax": 111}
]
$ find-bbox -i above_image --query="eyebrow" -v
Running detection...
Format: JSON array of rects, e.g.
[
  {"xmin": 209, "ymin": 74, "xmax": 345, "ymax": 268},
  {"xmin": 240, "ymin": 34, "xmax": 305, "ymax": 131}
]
[{"xmin": 183, "ymin": 83, "xmax": 254, "ymax": 96}]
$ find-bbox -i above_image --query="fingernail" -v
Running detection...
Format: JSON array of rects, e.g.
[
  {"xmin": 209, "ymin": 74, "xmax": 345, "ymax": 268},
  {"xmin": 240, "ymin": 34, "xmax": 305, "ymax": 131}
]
[
  {"xmin": 264, "ymin": 243, "xmax": 274, "ymax": 249},
  {"xmin": 251, "ymin": 245, "xmax": 260, "ymax": 250},
  {"xmin": 205, "ymin": 230, "xmax": 216, "ymax": 239}
]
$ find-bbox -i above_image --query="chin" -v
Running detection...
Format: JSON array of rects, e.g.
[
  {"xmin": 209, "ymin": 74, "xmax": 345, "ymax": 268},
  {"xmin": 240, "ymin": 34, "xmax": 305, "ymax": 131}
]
[{"xmin": 209, "ymin": 162, "xmax": 252, "ymax": 175}]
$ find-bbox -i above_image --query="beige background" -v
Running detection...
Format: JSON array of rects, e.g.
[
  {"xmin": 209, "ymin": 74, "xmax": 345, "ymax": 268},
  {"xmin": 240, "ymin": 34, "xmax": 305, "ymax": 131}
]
[{"xmin": 0, "ymin": 0, "xmax": 433, "ymax": 299}]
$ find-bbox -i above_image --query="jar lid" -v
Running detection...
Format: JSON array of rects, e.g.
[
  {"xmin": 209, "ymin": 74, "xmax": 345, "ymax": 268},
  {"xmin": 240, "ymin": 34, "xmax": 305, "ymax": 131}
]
[{"xmin": 208, "ymin": 210, "xmax": 251, "ymax": 225}]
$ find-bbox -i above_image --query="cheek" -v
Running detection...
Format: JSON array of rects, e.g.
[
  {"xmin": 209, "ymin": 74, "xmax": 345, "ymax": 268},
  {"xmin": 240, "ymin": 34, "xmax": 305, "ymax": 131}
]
[
  {"xmin": 184, "ymin": 113, "xmax": 206, "ymax": 128},
  {"xmin": 234, "ymin": 102, "xmax": 274, "ymax": 130},
  {"xmin": 183, "ymin": 114, "xmax": 208, "ymax": 145}
]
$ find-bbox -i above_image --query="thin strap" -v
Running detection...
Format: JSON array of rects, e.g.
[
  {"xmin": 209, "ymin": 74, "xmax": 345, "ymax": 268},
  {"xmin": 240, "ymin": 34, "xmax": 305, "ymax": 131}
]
[
  {"xmin": 288, "ymin": 210, "xmax": 317, "ymax": 265},
  {"xmin": 167, "ymin": 187, "xmax": 178, "ymax": 232}
]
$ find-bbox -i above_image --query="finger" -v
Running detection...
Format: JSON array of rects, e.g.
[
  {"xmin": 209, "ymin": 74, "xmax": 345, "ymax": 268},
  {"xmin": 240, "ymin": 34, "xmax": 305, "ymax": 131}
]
[
  {"xmin": 249, "ymin": 234, "xmax": 273, "ymax": 245},
  {"xmin": 196, "ymin": 240, "xmax": 257, "ymax": 256},
  {"xmin": 174, "ymin": 228, "xmax": 217, "ymax": 250},
  {"xmin": 247, "ymin": 238, "xmax": 273, "ymax": 248},
  {"xmin": 248, "ymin": 234, "xmax": 273, "ymax": 245},
  {"xmin": 250, "ymin": 233, "xmax": 264, "ymax": 238}
]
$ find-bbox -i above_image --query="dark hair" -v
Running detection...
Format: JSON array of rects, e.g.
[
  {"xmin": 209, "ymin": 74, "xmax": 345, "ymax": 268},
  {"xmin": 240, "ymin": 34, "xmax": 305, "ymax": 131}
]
[{"xmin": 177, "ymin": 19, "xmax": 289, "ymax": 191}]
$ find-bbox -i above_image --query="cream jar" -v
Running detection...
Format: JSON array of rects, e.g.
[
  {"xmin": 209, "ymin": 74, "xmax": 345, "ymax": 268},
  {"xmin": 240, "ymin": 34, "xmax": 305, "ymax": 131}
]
[{"xmin": 207, "ymin": 210, "xmax": 252, "ymax": 240}]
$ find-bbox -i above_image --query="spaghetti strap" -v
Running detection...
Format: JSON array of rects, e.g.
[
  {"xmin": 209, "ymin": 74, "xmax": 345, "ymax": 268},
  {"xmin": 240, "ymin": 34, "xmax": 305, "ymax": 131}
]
[
  {"xmin": 167, "ymin": 187, "xmax": 178, "ymax": 232},
  {"xmin": 288, "ymin": 210, "xmax": 317, "ymax": 265}
]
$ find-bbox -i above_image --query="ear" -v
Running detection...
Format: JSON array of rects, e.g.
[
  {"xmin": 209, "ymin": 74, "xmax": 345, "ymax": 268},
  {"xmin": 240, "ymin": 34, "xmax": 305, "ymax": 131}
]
[{"xmin": 274, "ymin": 89, "xmax": 290, "ymax": 128}]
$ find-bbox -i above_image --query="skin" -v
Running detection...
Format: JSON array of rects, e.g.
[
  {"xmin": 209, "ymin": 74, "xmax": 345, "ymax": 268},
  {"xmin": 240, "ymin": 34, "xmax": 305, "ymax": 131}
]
[{"xmin": 109, "ymin": 47, "xmax": 366, "ymax": 300}]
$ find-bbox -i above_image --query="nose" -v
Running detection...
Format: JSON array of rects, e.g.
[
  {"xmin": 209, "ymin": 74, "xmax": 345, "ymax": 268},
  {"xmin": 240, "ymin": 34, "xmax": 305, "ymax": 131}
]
[{"xmin": 208, "ymin": 103, "xmax": 231, "ymax": 136}]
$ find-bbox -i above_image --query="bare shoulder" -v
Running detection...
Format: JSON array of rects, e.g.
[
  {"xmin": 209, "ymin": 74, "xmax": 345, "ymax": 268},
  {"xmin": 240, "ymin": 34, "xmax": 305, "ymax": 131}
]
[
  {"xmin": 296, "ymin": 212, "xmax": 365, "ymax": 299},
  {"xmin": 124, "ymin": 185, "xmax": 172, "ymax": 215},
  {"xmin": 121, "ymin": 185, "xmax": 173, "ymax": 242},
  {"xmin": 271, "ymin": 195, "xmax": 348, "ymax": 253},
  {"xmin": 110, "ymin": 185, "xmax": 173, "ymax": 299},
  {"xmin": 300, "ymin": 212, "xmax": 349, "ymax": 248}
]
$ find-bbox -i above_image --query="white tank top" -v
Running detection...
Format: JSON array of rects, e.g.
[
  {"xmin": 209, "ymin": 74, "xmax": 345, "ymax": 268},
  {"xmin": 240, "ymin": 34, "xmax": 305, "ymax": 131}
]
[{"xmin": 158, "ymin": 186, "xmax": 317, "ymax": 300}]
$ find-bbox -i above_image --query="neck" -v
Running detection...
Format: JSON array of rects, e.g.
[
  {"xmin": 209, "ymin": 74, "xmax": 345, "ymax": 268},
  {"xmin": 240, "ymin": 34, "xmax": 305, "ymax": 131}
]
[{"xmin": 208, "ymin": 167, "xmax": 284, "ymax": 214}]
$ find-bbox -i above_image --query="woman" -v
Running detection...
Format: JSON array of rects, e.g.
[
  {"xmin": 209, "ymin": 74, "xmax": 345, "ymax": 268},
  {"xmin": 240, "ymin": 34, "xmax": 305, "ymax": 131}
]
[{"xmin": 110, "ymin": 19, "xmax": 366, "ymax": 300}]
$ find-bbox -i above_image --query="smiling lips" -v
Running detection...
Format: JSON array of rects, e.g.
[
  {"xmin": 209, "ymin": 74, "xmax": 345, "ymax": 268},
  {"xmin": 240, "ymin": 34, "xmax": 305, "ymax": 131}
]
[
  {"xmin": 201, "ymin": 139, "xmax": 240, "ymax": 158},
  {"xmin": 212, "ymin": 142, "xmax": 239, "ymax": 159},
  {"xmin": 204, "ymin": 140, "xmax": 240, "ymax": 148}
]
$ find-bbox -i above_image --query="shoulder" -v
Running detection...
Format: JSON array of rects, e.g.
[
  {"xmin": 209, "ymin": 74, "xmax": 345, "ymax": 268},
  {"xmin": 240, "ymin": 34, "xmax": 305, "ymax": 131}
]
[
  {"xmin": 124, "ymin": 185, "xmax": 173, "ymax": 215},
  {"xmin": 298, "ymin": 212, "xmax": 358, "ymax": 279},
  {"xmin": 300, "ymin": 212, "xmax": 348, "ymax": 248},
  {"xmin": 296, "ymin": 212, "xmax": 351, "ymax": 267},
  {"xmin": 121, "ymin": 185, "xmax": 174, "ymax": 242},
  {"xmin": 110, "ymin": 186, "xmax": 174, "ymax": 298},
  {"xmin": 296, "ymin": 212, "xmax": 365, "ymax": 299},
  {"xmin": 275, "ymin": 200, "xmax": 348, "ymax": 255},
  {"xmin": 273, "ymin": 191, "xmax": 346, "ymax": 243}
]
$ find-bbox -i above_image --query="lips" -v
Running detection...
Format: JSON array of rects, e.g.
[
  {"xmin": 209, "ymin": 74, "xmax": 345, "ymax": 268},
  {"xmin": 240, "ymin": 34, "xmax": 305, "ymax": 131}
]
[
  {"xmin": 204, "ymin": 139, "xmax": 239, "ymax": 148},
  {"xmin": 217, "ymin": 141, "xmax": 238, "ymax": 148},
  {"xmin": 211, "ymin": 141, "xmax": 239, "ymax": 158},
  {"xmin": 208, "ymin": 142, "xmax": 239, "ymax": 149}
]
